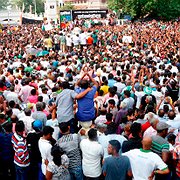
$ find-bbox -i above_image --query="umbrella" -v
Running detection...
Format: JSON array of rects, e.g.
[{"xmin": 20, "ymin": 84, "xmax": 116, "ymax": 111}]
[
  {"xmin": 36, "ymin": 50, "xmax": 49, "ymax": 57},
  {"xmin": 26, "ymin": 47, "xmax": 39, "ymax": 56}
]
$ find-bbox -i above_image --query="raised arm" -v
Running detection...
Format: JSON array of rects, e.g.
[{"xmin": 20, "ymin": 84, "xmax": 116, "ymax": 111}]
[{"xmin": 86, "ymin": 73, "xmax": 98, "ymax": 87}]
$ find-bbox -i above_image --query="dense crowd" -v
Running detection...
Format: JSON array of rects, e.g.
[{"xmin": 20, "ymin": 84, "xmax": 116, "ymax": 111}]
[{"xmin": 0, "ymin": 16, "xmax": 180, "ymax": 180}]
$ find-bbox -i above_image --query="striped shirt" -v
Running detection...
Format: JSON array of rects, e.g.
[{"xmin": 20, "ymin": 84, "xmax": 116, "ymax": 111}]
[
  {"xmin": 151, "ymin": 135, "xmax": 170, "ymax": 157},
  {"xmin": 11, "ymin": 132, "xmax": 30, "ymax": 167},
  {"xmin": 57, "ymin": 134, "xmax": 81, "ymax": 169}
]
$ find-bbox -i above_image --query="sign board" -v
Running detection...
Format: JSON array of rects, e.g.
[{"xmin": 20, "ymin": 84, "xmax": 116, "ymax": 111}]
[
  {"xmin": 72, "ymin": 9, "xmax": 108, "ymax": 20},
  {"xmin": 60, "ymin": 10, "xmax": 72, "ymax": 29}
]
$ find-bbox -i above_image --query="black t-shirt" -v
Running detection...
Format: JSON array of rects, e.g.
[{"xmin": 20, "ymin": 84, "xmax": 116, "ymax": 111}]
[
  {"xmin": 27, "ymin": 132, "xmax": 42, "ymax": 163},
  {"xmin": 166, "ymin": 85, "xmax": 178, "ymax": 102},
  {"xmin": 122, "ymin": 137, "xmax": 142, "ymax": 153}
]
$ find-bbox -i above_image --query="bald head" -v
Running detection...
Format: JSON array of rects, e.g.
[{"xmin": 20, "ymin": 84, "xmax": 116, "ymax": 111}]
[{"xmin": 142, "ymin": 137, "xmax": 152, "ymax": 150}]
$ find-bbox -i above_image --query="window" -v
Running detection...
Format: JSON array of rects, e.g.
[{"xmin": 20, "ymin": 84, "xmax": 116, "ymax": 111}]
[{"xmin": 50, "ymin": 5, "xmax": 54, "ymax": 9}]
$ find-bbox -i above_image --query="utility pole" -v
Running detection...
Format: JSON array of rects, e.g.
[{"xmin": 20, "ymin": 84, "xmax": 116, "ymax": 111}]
[{"xmin": 34, "ymin": 0, "xmax": 37, "ymax": 16}]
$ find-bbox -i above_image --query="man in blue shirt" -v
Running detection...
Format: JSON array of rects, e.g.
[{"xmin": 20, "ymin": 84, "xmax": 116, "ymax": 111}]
[
  {"xmin": 102, "ymin": 140, "xmax": 132, "ymax": 180},
  {"xmin": 75, "ymin": 73, "xmax": 98, "ymax": 127}
]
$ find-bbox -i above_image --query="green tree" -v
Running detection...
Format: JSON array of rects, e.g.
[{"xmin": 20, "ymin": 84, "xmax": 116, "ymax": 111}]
[
  {"xmin": 0, "ymin": 0, "xmax": 9, "ymax": 9},
  {"xmin": 107, "ymin": 0, "xmax": 124, "ymax": 12},
  {"xmin": 107, "ymin": 0, "xmax": 180, "ymax": 20},
  {"xmin": 59, "ymin": 2, "xmax": 75, "ymax": 10},
  {"xmin": 11, "ymin": 0, "xmax": 44, "ymax": 14}
]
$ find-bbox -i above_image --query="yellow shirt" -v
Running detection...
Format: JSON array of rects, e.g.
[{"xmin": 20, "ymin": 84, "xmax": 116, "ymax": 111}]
[
  {"xmin": 44, "ymin": 38, "xmax": 53, "ymax": 48},
  {"xmin": 100, "ymin": 85, "xmax": 109, "ymax": 95}
]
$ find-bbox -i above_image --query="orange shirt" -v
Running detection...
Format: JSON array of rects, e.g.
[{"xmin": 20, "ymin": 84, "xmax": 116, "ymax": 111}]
[{"xmin": 87, "ymin": 36, "xmax": 93, "ymax": 45}]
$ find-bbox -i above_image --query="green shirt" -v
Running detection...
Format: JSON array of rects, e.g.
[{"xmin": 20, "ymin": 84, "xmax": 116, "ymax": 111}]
[{"xmin": 24, "ymin": 66, "xmax": 33, "ymax": 73}]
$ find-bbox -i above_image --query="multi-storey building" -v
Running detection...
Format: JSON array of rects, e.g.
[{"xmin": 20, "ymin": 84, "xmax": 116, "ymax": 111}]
[{"xmin": 63, "ymin": 0, "xmax": 107, "ymax": 9}]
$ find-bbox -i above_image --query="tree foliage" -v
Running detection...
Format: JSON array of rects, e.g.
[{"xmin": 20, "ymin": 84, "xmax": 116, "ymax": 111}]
[
  {"xmin": 11, "ymin": 0, "xmax": 44, "ymax": 14},
  {"xmin": 59, "ymin": 2, "xmax": 75, "ymax": 11},
  {"xmin": 0, "ymin": 0, "xmax": 9, "ymax": 9},
  {"xmin": 107, "ymin": 0, "xmax": 180, "ymax": 20}
]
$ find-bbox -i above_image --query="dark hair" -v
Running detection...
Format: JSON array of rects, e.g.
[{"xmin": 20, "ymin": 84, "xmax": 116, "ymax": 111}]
[
  {"xmin": 131, "ymin": 122, "xmax": 141, "ymax": 137},
  {"xmin": 104, "ymin": 80, "xmax": 108, "ymax": 85},
  {"xmin": 108, "ymin": 99, "xmax": 115, "ymax": 106},
  {"xmin": 6, "ymin": 108, "xmax": 13, "ymax": 117},
  {"xmin": 109, "ymin": 140, "xmax": 121, "ymax": 153},
  {"xmin": 106, "ymin": 122, "xmax": 117, "ymax": 135},
  {"xmin": 138, "ymin": 110, "xmax": 145, "ymax": 119},
  {"xmin": 108, "ymin": 73, "xmax": 113, "ymax": 79},
  {"xmin": 158, "ymin": 109, "xmax": 164, "ymax": 117},
  {"xmin": 124, "ymin": 90, "xmax": 130, "ymax": 97},
  {"xmin": 109, "ymin": 87, "xmax": 116, "ymax": 96},
  {"xmin": 106, "ymin": 113, "xmax": 113, "ymax": 121},
  {"xmin": 42, "ymin": 126, "xmax": 54, "ymax": 136},
  {"xmin": 15, "ymin": 121, "xmax": 25, "ymax": 133},
  {"xmin": 167, "ymin": 133, "xmax": 176, "ymax": 143},
  {"xmin": 146, "ymin": 105, "xmax": 155, "ymax": 113},
  {"xmin": 127, "ymin": 109, "xmax": 134, "ymax": 116},
  {"xmin": 163, "ymin": 105, "xmax": 169, "ymax": 113},
  {"xmin": 59, "ymin": 122, "xmax": 69, "ymax": 133},
  {"xmin": 88, "ymin": 128, "xmax": 97, "ymax": 141},
  {"xmin": 51, "ymin": 145, "xmax": 64, "ymax": 166},
  {"xmin": 99, "ymin": 90, "xmax": 104, "ymax": 96},
  {"xmin": 31, "ymin": 89, "xmax": 36, "ymax": 95},
  {"xmin": 62, "ymin": 81, "xmax": 70, "ymax": 89},
  {"xmin": 9, "ymin": 100, "xmax": 15, "ymax": 108},
  {"xmin": 4, "ymin": 122, "xmax": 12, "ymax": 132},
  {"xmin": 38, "ymin": 96, "xmax": 43, "ymax": 102},
  {"xmin": 168, "ymin": 110, "xmax": 175, "ymax": 120},
  {"xmin": 80, "ymin": 80, "xmax": 89, "ymax": 89}
]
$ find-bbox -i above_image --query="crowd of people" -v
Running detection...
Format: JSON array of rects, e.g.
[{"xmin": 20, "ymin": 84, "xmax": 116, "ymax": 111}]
[{"xmin": 0, "ymin": 16, "xmax": 180, "ymax": 180}]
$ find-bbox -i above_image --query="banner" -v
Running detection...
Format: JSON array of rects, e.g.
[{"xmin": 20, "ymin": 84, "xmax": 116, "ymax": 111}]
[
  {"xmin": 72, "ymin": 10, "xmax": 107, "ymax": 20},
  {"xmin": 60, "ymin": 10, "xmax": 72, "ymax": 29}
]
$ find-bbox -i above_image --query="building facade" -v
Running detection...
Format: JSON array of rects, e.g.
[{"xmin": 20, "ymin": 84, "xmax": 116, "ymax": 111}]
[
  {"xmin": 44, "ymin": 0, "xmax": 59, "ymax": 22},
  {"xmin": 63, "ymin": 0, "xmax": 107, "ymax": 9}
]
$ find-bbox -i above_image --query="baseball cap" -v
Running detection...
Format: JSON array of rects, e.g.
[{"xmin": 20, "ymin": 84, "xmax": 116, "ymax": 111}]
[
  {"xmin": 156, "ymin": 122, "xmax": 170, "ymax": 131},
  {"xmin": 32, "ymin": 120, "xmax": 43, "ymax": 131}
]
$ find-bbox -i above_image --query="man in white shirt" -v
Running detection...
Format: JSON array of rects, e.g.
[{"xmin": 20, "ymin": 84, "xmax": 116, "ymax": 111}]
[
  {"xmin": 123, "ymin": 137, "xmax": 170, "ymax": 180},
  {"xmin": 66, "ymin": 34, "xmax": 72, "ymax": 51},
  {"xmin": 80, "ymin": 128, "xmax": 104, "ymax": 179},
  {"xmin": 19, "ymin": 108, "xmax": 34, "ymax": 134},
  {"xmin": 98, "ymin": 122, "xmax": 126, "ymax": 159},
  {"xmin": 6, "ymin": 86, "xmax": 20, "ymax": 104},
  {"xmin": 72, "ymin": 34, "xmax": 80, "ymax": 49},
  {"xmin": 122, "ymin": 90, "xmax": 134, "ymax": 110},
  {"xmin": 79, "ymin": 30, "xmax": 87, "ymax": 50},
  {"xmin": 40, "ymin": 87, "xmax": 50, "ymax": 105},
  {"xmin": 38, "ymin": 126, "xmax": 54, "ymax": 176}
]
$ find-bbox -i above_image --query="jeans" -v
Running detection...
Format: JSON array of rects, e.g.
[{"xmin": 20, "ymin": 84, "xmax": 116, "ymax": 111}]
[
  {"xmin": 1, "ymin": 159, "xmax": 15, "ymax": 180},
  {"xmin": 29, "ymin": 162, "xmax": 44, "ymax": 180},
  {"xmin": 38, "ymin": 163, "xmax": 45, "ymax": 180},
  {"xmin": 15, "ymin": 164, "xmax": 29, "ymax": 180},
  {"xmin": 69, "ymin": 166, "xmax": 83, "ymax": 180}
]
